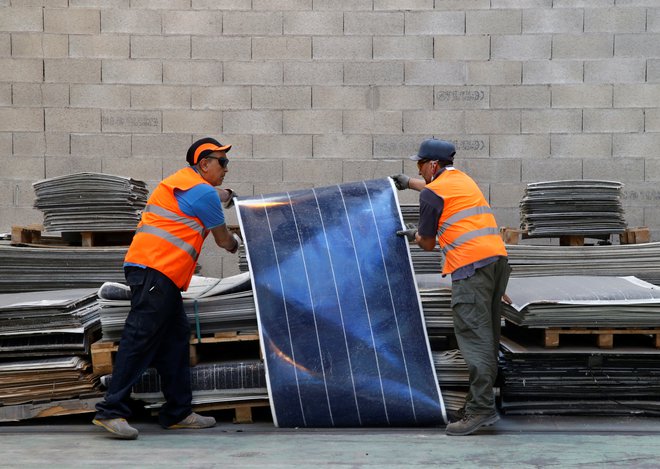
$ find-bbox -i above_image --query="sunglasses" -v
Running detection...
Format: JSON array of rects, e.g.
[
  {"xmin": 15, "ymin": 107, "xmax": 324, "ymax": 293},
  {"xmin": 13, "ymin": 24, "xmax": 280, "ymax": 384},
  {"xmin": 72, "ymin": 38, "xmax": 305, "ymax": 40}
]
[
  {"xmin": 205, "ymin": 156, "xmax": 229, "ymax": 168},
  {"xmin": 417, "ymin": 159, "xmax": 431, "ymax": 170}
]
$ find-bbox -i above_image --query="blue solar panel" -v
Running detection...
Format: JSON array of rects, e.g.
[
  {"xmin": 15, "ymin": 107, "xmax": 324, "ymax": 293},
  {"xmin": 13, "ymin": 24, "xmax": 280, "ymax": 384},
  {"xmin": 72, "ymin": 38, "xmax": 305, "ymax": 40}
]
[{"xmin": 236, "ymin": 178, "xmax": 446, "ymax": 427}]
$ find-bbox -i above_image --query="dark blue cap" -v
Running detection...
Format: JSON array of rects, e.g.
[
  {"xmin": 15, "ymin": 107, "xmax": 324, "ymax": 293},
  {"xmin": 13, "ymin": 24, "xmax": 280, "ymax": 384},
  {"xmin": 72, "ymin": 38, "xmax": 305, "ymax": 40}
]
[{"xmin": 409, "ymin": 138, "xmax": 456, "ymax": 162}]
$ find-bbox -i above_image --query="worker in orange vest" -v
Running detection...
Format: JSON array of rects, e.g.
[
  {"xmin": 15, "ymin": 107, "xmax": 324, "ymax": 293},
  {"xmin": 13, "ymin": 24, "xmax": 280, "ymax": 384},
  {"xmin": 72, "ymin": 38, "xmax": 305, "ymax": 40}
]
[
  {"xmin": 93, "ymin": 137, "xmax": 242, "ymax": 440},
  {"xmin": 392, "ymin": 138, "xmax": 511, "ymax": 436}
]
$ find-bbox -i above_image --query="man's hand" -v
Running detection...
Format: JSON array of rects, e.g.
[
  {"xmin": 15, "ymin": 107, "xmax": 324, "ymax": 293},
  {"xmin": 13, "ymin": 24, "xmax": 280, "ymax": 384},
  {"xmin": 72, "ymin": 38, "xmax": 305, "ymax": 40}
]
[
  {"xmin": 390, "ymin": 174, "xmax": 410, "ymax": 191},
  {"xmin": 220, "ymin": 189, "xmax": 238, "ymax": 209},
  {"xmin": 396, "ymin": 228, "xmax": 417, "ymax": 242},
  {"xmin": 228, "ymin": 232, "xmax": 242, "ymax": 254}
]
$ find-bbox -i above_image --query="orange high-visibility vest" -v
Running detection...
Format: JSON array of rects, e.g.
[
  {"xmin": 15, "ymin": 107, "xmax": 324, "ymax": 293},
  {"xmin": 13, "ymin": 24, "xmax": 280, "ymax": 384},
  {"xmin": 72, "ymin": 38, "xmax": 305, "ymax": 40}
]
[
  {"xmin": 426, "ymin": 168, "xmax": 507, "ymax": 275},
  {"xmin": 125, "ymin": 167, "xmax": 211, "ymax": 290}
]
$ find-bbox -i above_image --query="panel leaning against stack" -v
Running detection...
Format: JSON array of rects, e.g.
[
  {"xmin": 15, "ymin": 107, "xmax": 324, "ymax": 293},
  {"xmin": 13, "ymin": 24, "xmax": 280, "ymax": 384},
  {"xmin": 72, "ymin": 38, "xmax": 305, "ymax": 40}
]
[{"xmin": 519, "ymin": 180, "xmax": 627, "ymax": 237}]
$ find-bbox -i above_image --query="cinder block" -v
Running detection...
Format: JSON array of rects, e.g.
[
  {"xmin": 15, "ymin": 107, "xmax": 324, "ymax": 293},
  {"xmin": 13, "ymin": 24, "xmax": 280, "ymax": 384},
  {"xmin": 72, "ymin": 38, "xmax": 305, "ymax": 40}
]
[
  {"xmin": 192, "ymin": 86, "xmax": 250, "ymax": 110},
  {"xmin": 404, "ymin": 61, "xmax": 464, "ymax": 85},
  {"xmin": 373, "ymin": 134, "xmax": 425, "ymax": 159},
  {"xmin": 551, "ymin": 134, "xmax": 612, "ymax": 158},
  {"xmin": 434, "ymin": 86, "xmax": 489, "ymax": 109},
  {"xmin": 614, "ymin": 133, "xmax": 660, "ymax": 158},
  {"xmin": 0, "ymin": 108, "xmax": 43, "ymax": 131},
  {"xmin": 45, "ymin": 132, "xmax": 70, "ymax": 156},
  {"xmin": 552, "ymin": 84, "xmax": 612, "ymax": 108},
  {"xmin": 44, "ymin": 8, "xmax": 99, "ymax": 34},
  {"xmin": 492, "ymin": 34, "xmax": 551, "ymax": 60},
  {"xmin": 312, "ymin": 134, "xmax": 372, "ymax": 158},
  {"xmin": 584, "ymin": 108, "xmax": 643, "ymax": 133},
  {"xmin": 208, "ymin": 133, "xmax": 252, "ymax": 158},
  {"xmin": 102, "ymin": 157, "xmax": 163, "ymax": 182},
  {"xmin": 283, "ymin": 110, "xmax": 342, "ymax": 134},
  {"xmin": 344, "ymin": 12, "xmax": 404, "ymax": 36},
  {"xmin": 343, "ymin": 110, "xmax": 402, "ymax": 135},
  {"xmin": 132, "ymin": 0, "xmax": 188, "ymax": 7},
  {"xmin": 132, "ymin": 36, "xmax": 190, "ymax": 59},
  {"xmin": 458, "ymin": 158, "xmax": 521, "ymax": 183},
  {"xmin": 373, "ymin": 36, "xmax": 432, "ymax": 60},
  {"xmin": 650, "ymin": 60, "xmax": 660, "ymax": 83},
  {"xmin": 0, "ymin": 178, "xmax": 35, "ymax": 208},
  {"xmin": 134, "ymin": 85, "xmax": 192, "ymax": 109},
  {"xmin": 283, "ymin": 159, "xmax": 342, "ymax": 183},
  {"xmin": 466, "ymin": 10, "xmax": 522, "ymax": 34},
  {"xmin": 71, "ymin": 133, "xmax": 131, "ymax": 157},
  {"xmin": 225, "ymin": 159, "xmax": 283, "ymax": 183},
  {"xmin": 445, "ymin": 135, "xmax": 490, "ymax": 158},
  {"xmin": 253, "ymin": 0, "xmax": 311, "ymax": 10},
  {"xmin": 0, "ymin": 33, "xmax": 8, "ymax": 57},
  {"xmin": 12, "ymin": 32, "xmax": 67, "ymax": 58},
  {"xmin": 102, "ymin": 59, "xmax": 162, "ymax": 84},
  {"xmin": 523, "ymin": 60, "xmax": 583, "ymax": 84},
  {"xmin": 435, "ymin": 0, "xmax": 490, "ymax": 9},
  {"xmin": 313, "ymin": 86, "xmax": 372, "ymax": 110},
  {"xmin": 13, "ymin": 132, "xmax": 45, "ymax": 156},
  {"xmin": 192, "ymin": 0, "xmax": 251, "ymax": 8},
  {"xmin": 491, "ymin": 85, "xmax": 550, "ymax": 109},
  {"xmin": 223, "ymin": 110, "xmax": 282, "ymax": 134},
  {"xmin": 584, "ymin": 59, "xmax": 646, "ymax": 84},
  {"xmin": 162, "ymin": 10, "xmax": 223, "ymax": 35},
  {"xmin": 404, "ymin": 110, "xmax": 465, "ymax": 134},
  {"xmin": 616, "ymin": 34, "xmax": 660, "ymax": 58},
  {"xmin": 583, "ymin": 157, "xmax": 644, "ymax": 181},
  {"xmin": 69, "ymin": 34, "xmax": 129, "ymax": 58},
  {"xmin": 467, "ymin": 61, "xmax": 521, "ymax": 85},
  {"xmin": 585, "ymin": 7, "xmax": 646, "ymax": 33},
  {"xmin": 0, "ymin": 84, "xmax": 9, "ymax": 105},
  {"xmin": 133, "ymin": 133, "xmax": 190, "ymax": 158},
  {"xmin": 224, "ymin": 62, "xmax": 282, "ymax": 85},
  {"xmin": 0, "ymin": 207, "xmax": 43, "ymax": 231},
  {"xmin": 522, "ymin": 8, "xmax": 583, "ymax": 33},
  {"xmin": 252, "ymin": 37, "xmax": 310, "ymax": 60},
  {"xmin": 644, "ymin": 159, "xmax": 660, "ymax": 181},
  {"xmin": 341, "ymin": 159, "xmax": 403, "ymax": 183},
  {"xmin": 490, "ymin": 183, "xmax": 525, "ymax": 207},
  {"xmin": 312, "ymin": 0, "xmax": 371, "ymax": 10},
  {"xmin": 434, "ymin": 35, "xmax": 489, "ymax": 60},
  {"xmin": 102, "ymin": 110, "xmax": 161, "ymax": 133},
  {"xmin": 521, "ymin": 109, "xmax": 581, "ymax": 133},
  {"xmin": 162, "ymin": 110, "xmax": 221, "ymax": 134},
  {"xmin": 552, "ymin": 34, "xmax": 613, "ymax": 60},
  {"xmin": 614, "ymin": 84, "xmax": 660, "ymax": 107},
  {"xmin": 283, "ymin": 11, "xmax": 342, "ymax": 35},
  {"xmin": 375, "ymin": 0, "xmax": 432, "ymax": 10},
  {"xmin": 163, "ymin": 60, "xmax": 223, "ymax": 85},
  {"xmin": 490, "ymin": 134, "xmax": 550, "ymax": 158},
  {"xmin": 650, "ymin": 9, "xmax": 660, "ymax": 33},
  {"xmin": 70, "ymin": 0, "xmax": 129, "ymax": 6},
  {"xmin": 70, "ymin": 84, "xmax": 129, "ymax": 109},
  {"xmin": 101, "ymin": 9, "xmax": 161, "ymax": 34},
  {"xmin": 45, "ymin": 108, "xmax": 100, "ymax": 132},
  {"xmin": 466, "ymin": 109, "xmax": 520, "ymax": 134},
  {"xmin": 223, "ymin": 11, "xmax": 281, "ymax": 35},
  {"xmin": 375, "ymin": 86, "xmax": 432, "ymax": 110},
  {"xmin": 253, "ymin": 86, "xmax": 310, "ymax": 109},
  {"xmin": 622, "ymin": 183, "xmax": 660, "ymax": 210},
  {"xmin": 284, "ymin": 62, "xmax": 342, "ymax": 85},
  {"xmin": 45, "ymin": 58, "xmax": 100, "ymax": 84},
  {"xmin": 192, "ymin": 36, "xmax": 250, "ymax": 60},
  {"xmin": 0, "ymin": 58, "xmax": 42, "ymax": 82},
  {"xmin": 312, "ymin": 36, "xmax": 372, "ymax": 60},
  {"xmin": 521, "ymin": 158, "xmax": 582, "ymax": 182},
  {"xmin": 0, "ymin": 7, "xmax": 42, "ymax": 32},
  {"xmin": 646, "ymin": 108, "xmax": 660, "ymax": 132},
  {"xmin": 12, "ymin": 83, "xmax": 69, "ymax": 107},
  {"xmin": 403, "ymin": 11, "xmax": 464, "ymax": 35},
  {"xmin": 253, "ymin": 134, "xmax": 312, "ymax": 158}
]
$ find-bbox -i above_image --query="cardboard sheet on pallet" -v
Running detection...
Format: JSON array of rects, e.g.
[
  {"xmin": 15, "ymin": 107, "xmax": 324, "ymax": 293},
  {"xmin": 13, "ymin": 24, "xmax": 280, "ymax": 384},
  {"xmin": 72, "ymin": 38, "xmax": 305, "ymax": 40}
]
[{"xmin": 237, "ymin": 178, "xmax": 445, "ymax": 427}]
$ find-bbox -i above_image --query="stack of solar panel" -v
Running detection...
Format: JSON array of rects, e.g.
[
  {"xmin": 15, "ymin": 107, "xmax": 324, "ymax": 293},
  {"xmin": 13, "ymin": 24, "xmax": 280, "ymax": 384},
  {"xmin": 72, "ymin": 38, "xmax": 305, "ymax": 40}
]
[
  {"xmin": 502, "ymin": 276, "xmax": 660, "ymax": 328},
  {"xmin": 33, "ymin": 172, "xmax": 148, "ymax": 232},
  {"xmin": 97, "ymin": 274, "xmax": 257, "ymax": 341},
  {"xmin": 0, "ymin": 288, "xmax": 101, "ymax": 357},
  {"xmin": 520, "ymin": 180, "xmax": 627, "ymax": 237},
  {"xmin": 0, "ymin": 242, "xmax": 127, "ymax": 293},
  {"xmin": 499, "ymin": 335, "xmax": 660, "ymax": 415},
  {"xmin": 416, "ymin": 274, "xmax": 453, "ymax": 337}
]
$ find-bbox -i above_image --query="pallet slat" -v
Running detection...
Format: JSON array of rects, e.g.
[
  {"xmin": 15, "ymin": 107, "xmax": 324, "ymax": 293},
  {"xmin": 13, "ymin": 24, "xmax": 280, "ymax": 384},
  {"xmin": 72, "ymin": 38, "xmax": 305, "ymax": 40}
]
[{"xmin": 543, "ymin": 327, "xmax": 660, "ymax": 349}]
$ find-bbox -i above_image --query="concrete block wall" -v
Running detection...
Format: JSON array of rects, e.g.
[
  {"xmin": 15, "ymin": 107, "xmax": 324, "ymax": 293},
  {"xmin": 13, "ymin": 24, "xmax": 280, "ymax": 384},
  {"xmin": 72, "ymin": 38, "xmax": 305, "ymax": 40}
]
[{"xmin": 2, "ymin": 2, "xmax": 660, "ymax": 278}]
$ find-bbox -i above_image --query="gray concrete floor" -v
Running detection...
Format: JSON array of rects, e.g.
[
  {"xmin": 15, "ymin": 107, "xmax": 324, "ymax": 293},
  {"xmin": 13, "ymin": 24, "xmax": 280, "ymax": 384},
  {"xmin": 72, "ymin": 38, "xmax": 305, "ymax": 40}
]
[{"xmin": 1, "ymin": 413, "xmax": 660, "ymax": 468}]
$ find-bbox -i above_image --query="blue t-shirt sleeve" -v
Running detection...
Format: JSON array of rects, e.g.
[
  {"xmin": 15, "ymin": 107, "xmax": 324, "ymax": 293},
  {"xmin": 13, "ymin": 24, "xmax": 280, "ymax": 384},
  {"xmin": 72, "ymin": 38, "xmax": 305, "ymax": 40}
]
[
  {"xmin": 174, "ymin": 184, "xmax": 225, "ymax": 229},
  {"xmin": 417, "ymin": 188, "xmax": 444, "ymax": 237}
]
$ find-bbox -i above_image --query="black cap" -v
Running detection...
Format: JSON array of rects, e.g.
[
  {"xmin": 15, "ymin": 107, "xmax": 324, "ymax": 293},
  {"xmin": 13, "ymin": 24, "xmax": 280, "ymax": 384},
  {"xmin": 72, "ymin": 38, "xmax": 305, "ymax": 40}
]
[
  {"xmin": 409, "ymin": 138, "xmax": 456, "ymax": 162},
  {"xmin": 186, "ymin": 137, "xmax": 232, "ymax": 166}
]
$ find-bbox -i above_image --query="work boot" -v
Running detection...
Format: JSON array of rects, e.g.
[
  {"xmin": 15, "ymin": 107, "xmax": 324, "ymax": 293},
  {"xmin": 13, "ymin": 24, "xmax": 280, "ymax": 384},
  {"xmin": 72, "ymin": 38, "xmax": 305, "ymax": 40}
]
[
  {"xmin": 92, "ymin": 418, "xmax": 139, "ymax": 440},
  {"xmin": 445, "ymin": 412, "xmax": 499, "ymax": 436},
  {"xmin": 166, "ymin": 412, "xmax": 216, "ymax": 430}
]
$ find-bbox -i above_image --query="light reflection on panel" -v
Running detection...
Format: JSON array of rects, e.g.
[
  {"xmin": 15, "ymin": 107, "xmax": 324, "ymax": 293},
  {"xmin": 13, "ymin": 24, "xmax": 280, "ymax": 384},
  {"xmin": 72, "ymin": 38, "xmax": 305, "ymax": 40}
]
[{"xmin": 237, "ymin": 178, "xmax": 446, "ymax": 427}]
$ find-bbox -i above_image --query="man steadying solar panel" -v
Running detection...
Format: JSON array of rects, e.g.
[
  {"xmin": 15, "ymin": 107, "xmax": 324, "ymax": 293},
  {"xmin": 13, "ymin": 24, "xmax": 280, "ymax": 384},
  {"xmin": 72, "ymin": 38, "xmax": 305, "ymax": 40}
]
[
  {"xmin": 391, "ymin": 138, "xmax": 511, "ymax": 436},
  {"xmin": 93, "ymin": 137, "xmax": 242, "ymax": 440}
]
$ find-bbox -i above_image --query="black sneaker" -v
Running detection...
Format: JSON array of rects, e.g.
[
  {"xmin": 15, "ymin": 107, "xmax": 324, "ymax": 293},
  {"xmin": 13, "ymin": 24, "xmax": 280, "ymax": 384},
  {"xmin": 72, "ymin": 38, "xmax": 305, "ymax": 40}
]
[{"xmin": 445, "ymin": 412, "xmax": 499, "ymax": 436}]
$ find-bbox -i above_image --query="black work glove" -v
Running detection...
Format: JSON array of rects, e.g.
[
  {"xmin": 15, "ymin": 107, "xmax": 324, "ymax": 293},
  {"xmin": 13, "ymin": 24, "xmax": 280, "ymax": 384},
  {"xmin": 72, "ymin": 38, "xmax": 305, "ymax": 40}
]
[
  {"xmin": 396, "ymin": 228, "xmax": 417, "ymax": 242},
  {"xmin": 390, "ymin": 174, "xmax": 410, "ymax": 191},
  {"xmin": 222, "ymin": 189, "xmax": 238, "ymax": 209}
]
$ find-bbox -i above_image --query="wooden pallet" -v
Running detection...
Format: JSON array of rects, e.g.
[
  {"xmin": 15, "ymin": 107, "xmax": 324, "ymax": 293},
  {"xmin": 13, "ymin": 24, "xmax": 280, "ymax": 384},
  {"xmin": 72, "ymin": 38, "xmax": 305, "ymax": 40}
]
[
  {"xmin": 543, "ymin": 327, "xmax": 660, "ymax": 349},
  {"xmin": 500, "ymin": 226, "xmax": 650, "ymax": 246},
  {"xmin": 192, "ymin": 399, "xmax": 269, "ymax": 424},
  {"xmin": 91, "ymin": 331, "xmax": 260, "ymax": 375},
  {"xmin": 10, "ymin": 225, "xmax": 134, "ymax": 247}
]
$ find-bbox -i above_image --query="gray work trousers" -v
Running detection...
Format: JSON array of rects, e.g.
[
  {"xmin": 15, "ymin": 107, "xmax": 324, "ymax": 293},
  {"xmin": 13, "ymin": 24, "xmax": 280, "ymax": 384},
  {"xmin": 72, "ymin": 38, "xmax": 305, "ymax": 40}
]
[{"xmin": 451, "ymin": 256, "xmax": 511, "ymax": 416}]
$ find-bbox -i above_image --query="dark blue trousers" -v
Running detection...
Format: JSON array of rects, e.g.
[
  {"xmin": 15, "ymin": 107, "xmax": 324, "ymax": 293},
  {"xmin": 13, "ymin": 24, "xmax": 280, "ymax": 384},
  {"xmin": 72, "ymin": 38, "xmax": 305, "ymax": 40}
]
[{"xmin": 95, "ymin": 266, "xmax": 192, "ymax": 427}]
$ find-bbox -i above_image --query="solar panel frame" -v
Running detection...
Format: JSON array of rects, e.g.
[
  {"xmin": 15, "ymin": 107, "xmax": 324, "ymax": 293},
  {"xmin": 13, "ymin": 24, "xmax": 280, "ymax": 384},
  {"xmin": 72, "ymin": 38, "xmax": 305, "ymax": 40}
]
[{"xmin": 237, "ymin": 178, "xmax": 446, "ymax": 427}]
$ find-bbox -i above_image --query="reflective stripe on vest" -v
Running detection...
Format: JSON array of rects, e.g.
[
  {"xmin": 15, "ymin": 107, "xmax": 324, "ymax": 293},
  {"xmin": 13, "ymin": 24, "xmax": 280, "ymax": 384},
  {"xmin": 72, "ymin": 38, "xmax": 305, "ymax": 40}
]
[
  {"xmin": 441, "ymin": 226, "xmax": 500, "ymax": 254},
  {"xmin": 143, "ymin": 204, "xmax": 205, "ymax": 237},
  {"xmin": 437, "ymin": 205, "xmax": 493, "ymax": 237},
  {"xmin": 135, "ymin": 224, "xmax": 198, "ymax": 260}
]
